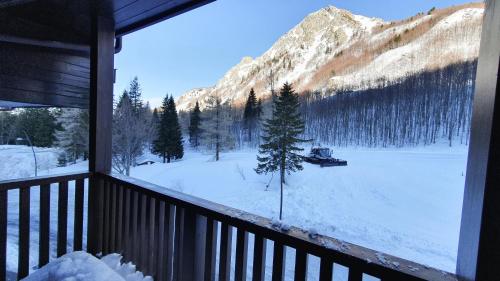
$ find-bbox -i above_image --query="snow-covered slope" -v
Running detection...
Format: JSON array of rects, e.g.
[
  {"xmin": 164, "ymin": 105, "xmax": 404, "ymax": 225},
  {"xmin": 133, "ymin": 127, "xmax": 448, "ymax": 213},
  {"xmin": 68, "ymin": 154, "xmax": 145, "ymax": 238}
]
[{"xmin": 176, "ymin": 3, "xmax": 483, "ymax": 111}]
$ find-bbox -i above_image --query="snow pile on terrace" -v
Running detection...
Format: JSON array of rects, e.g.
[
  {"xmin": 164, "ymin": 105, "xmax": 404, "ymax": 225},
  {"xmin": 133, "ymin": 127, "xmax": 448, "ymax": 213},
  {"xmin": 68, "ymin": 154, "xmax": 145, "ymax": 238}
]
[
  {"xmin": 101, "ymin": 254, "xmax": 153, "ymax": 281},
  {"xmin": 22, "ymin": 252, "xmax": 151, "ymax": 281}
]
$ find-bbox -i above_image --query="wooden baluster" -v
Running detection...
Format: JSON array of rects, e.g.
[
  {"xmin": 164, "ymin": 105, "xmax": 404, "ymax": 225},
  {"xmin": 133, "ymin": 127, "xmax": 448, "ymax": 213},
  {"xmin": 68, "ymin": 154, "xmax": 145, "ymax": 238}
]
[
  {"xmin": 131, "ymin": 190, "xmax": 139, "ymax": 260},
  {"xmin": 148, "ymin": 197, "xmax": 156, "ymax": 276},
  {"xmin": 294, "ymin": 250, "xmax": 308, "ymax": 281},
  {"xmin": 319, "ymin": 258, "xmax": 333, "ymax": 281},
  {"xmin": 252, "ymin": 235, "xmax": 267, "ymax": 281},
  {"xmin": 164, "ymin": 204, "xmax": 175, "ymax": 281},
  {"xmin": 73, "ymin": 179, "xmax": 84, "ymax": 251},
  {"xmin": 116, "ymin": 184, "xmax": 124, "ymax": 253},
  {"xmin": 139, "ymin": 194, "xmax": 147, "ymax": 270},
  {"xmin": 173, "ymin": 208, "xmax": 205, "ymax": 281},
  {"xmin": 109, "ymin": 183, "xmax": 117, "ymax": 253},
  {"xmin": 102, "ymin": 180, "xmax": 111, "ymax": 255},
  {"xmin": 234, "ymin": 228, "xmax": 248, "ymax": 281},
  {"xmin": 348, "ymin": 267, "xmax": 363, "ymax": 281},
  {"xmin": 156, "ymin": 201, "xmax": 166, "ymax": 281},
  {"xmin": 0, "ymin": 189, "xmax": 7, "ymax": 280},
  {"xmin": 204, "ymin": 218, "xmax": 218, "ymax": 281},
  {"xmin": 18, "ymin": 186, "xmax": 30, "ymax": 279},
  {"xmin": 57, "ymin": 181, "xmax": 68, "ymax": 257},
  {"xmin": 194, "ymin": 215, "xmax": 207, "ymax": 281},
  {"xmin": 218, "ymin": 223, "xmax": 233, "ymax": 281},
  {"xmin": 39, "ymin": 184, "xmax": 50, "ymax": 266},
  {"xmin": 173, "ymin": 206, "xmax": 182, "ymax": 281},
  {"xmin": 272, "ymin": 242, "xmax": 286, "ymax": 281},
  {"xmin": 122, "ymin": 187, "xmax": 131, "ymax": 260}
]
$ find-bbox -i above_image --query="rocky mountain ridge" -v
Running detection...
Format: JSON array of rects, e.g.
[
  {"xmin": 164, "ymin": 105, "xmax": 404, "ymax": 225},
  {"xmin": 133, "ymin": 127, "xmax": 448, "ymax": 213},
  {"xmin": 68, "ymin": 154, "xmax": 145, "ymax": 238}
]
[{"xmin": 176, "ymin": 3, "xmax": 484, "ymax": 111}]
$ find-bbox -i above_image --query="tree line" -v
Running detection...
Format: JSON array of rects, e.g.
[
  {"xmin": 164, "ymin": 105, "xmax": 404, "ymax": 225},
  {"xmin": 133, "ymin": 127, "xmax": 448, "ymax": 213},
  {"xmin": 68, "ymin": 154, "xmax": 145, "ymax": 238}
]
[
  {"xmin": 0, "ymin": 60, "xmax": 478, "ymax": 178},
  {"xmin": 186, "ymin": 60, "xmax": 476, "ymax": 149},
  {"xmin": 0, "ymin": 107, "xmax": 88, "ymax": 165},
  {"xmin": 299, "ymin": 60, "xmax": 477, "ymax": 147}
]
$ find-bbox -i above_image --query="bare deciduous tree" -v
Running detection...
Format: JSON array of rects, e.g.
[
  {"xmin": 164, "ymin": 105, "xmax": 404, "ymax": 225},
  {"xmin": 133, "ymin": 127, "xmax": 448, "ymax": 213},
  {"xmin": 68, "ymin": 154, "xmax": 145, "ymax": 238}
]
[
  {"xmin": 112, "ymin": 92, "xmax": 150, "ymax": 176},
  {"xmin": 200, "ymin": 95, "xmax": 234, "ymax": 161}
]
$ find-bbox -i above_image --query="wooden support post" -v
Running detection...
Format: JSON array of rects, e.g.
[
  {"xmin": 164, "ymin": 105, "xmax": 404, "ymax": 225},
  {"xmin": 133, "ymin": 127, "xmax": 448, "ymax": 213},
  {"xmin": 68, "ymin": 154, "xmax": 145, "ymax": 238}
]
[
  {"xmin": 457, "ymin": 0, "xmax": 500, "ymax": 280},
  {"xmin": 87, "ymin": 9, "xmax": 114, "ymax": 255},
  {"xmin": 88, "ymin": 15, "xmax": 114, "ymax": 174}
]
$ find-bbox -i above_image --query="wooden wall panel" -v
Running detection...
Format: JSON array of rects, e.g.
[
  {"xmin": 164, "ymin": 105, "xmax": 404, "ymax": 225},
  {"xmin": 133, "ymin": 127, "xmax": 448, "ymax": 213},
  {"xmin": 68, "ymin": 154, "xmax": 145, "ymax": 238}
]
[{"xmin": 0, "ymin": 42, "xmax": 89, "ymax": 108}]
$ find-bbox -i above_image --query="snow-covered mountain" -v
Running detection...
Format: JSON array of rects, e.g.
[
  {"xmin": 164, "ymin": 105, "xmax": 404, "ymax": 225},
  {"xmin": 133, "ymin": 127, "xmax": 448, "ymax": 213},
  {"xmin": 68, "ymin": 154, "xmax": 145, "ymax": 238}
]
[{"xmin": 177, "ymin": 3, "xmax": 484, "ymax": 111}]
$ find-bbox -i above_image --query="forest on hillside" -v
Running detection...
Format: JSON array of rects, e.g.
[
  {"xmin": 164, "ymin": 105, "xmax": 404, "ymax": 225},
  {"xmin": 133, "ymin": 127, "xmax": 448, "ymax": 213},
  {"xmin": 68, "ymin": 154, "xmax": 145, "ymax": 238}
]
[
  {"xmin": 299, "ymin": 60, "xmax": 477, "ymax": 147},
  {"xmin": 208, "ymin": 60, "xmax": 477, "ymax": 148}
]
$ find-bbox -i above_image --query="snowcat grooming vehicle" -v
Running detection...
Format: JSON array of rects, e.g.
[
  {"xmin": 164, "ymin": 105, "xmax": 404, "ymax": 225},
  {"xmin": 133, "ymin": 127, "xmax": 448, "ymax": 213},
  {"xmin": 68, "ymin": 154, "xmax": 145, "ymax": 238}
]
[{"xmin": 303, "ymin": 147, "xmax": 347, "ymax": 167}]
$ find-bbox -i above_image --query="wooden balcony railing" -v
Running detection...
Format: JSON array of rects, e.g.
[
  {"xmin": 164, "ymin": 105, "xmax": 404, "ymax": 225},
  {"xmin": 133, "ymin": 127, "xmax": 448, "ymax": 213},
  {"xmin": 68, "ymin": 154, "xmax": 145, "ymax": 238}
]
[
  {"xmin": 0, "ymin": 172, "xmax": 458, "ymax": 281},
  {"xmin": 0, "ymin": 172, "xmax": 90, "ymax": 280}
]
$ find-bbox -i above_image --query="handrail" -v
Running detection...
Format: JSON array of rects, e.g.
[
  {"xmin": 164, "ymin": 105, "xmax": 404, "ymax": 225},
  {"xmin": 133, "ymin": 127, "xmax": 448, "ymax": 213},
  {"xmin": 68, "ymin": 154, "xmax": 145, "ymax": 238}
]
[
  {"xmin": 0, "ymin": 171, "xmax": 90, "ymax": 191},
  {"xmin": 101, "ymin": 172, "xmax": 457, "ymax": 281},
  {"xmin": 0, "ymin": 171, "xmax": 90, "ymax": 280}
]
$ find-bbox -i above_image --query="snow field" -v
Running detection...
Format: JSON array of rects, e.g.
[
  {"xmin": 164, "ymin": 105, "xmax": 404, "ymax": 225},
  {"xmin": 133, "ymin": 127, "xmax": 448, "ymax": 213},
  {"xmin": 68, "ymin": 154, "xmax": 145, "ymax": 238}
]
[
  {"xmin": 134, "ymin": 144, "xmax": 467, "ymax": 273},
  {"xmin": 0, "ymin": 146, "xmax": 61, "ymax": 180},
  {"xmin": 1, "ymin": 144, "xmax": 468, "ymax": 279}
]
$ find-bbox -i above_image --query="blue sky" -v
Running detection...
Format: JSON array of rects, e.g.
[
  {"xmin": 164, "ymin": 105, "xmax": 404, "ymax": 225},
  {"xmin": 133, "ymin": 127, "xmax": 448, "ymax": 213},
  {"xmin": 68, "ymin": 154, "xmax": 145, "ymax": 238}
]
[{"xmin": 114, "ymin": 0, "xmax": 476, "ymax": 107}]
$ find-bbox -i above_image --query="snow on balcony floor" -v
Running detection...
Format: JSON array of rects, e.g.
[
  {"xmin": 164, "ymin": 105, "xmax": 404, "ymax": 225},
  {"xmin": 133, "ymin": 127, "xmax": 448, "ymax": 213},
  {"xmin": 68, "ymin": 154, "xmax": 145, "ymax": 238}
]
[{"xmin": 22, "ymin": 252, "xmax": 151, "ymax": 281}]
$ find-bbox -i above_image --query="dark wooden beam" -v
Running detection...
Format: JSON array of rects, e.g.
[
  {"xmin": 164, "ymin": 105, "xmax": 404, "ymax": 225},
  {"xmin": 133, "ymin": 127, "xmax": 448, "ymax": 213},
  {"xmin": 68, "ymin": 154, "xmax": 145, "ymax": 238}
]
[
  {"xmin": 0, "ymin": 34, "xmax": 89, "ymax": 54},
  {"xmin": 0, "ymin": 88, "xmax": 88, "ymax": 108},
  {"xmin": 457, "ymin": 0, "xmax": 500, "ymax": 280},
  {"xmin": 115, "ymin": 0, "xmax": 215, "ymax": 36},
  {"xmin": 88, "ymin": 14, "xmax": 114, "ymax": 173}
]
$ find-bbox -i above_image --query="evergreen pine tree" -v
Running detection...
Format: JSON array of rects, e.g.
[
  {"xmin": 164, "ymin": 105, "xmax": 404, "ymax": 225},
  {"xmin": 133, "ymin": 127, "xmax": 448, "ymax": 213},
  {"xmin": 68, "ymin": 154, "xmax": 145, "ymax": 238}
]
[
  {"xmin": 153, "ymin": 97, "xmax": 168, "ymax": 161},
  {"xmin": 17, "ymin": 108, "xmax": 58, "ymax": 147},
  {"xmin": 256, "ymin": 98, "xmax": 263, "ymax": 119},
  {"xmin": 150, "ymin": 108, "xmax": 160, "ymax": 152},
  {"xmin": 152, "ymin": 108, "xmax": 159, "ymax": 124},
  {"xmin": 55, "ymin": 108, "xmax": 89, "ymax": 163},
  {"xmin": 0, "ymin": 112, "xmax": 18, "ymax": 145},
  {"xmin": 188, "ymin": 101, "xmax": 202, "ymax": 148},
  {"xmin": 128, "ymin": 77, "xmax": 143, "ymax": 113},
  {"xmin": 243, "ymin": 88, "xmax": 258, "ymax": 143},
  {"xmin": 255, "ymin": 83, "xmax": 309, "ymax": 220},
  {"xmin": 166, "ymin": 96, "xmax": 184, "ymax": 161},
  {"xmin": 153, "ymin": 95, "xmax": 184, "ymax": 163}
]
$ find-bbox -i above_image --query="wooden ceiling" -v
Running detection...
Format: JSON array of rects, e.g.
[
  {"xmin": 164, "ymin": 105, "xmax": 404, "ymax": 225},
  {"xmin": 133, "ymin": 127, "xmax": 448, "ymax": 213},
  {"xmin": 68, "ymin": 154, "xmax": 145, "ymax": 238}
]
[{"xmin": 0, "ymin": 0, "xmax": 215, "ymax": 109}]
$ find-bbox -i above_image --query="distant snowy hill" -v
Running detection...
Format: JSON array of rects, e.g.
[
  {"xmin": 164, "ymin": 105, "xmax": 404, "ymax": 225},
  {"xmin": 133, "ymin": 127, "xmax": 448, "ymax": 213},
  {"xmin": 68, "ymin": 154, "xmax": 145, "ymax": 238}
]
[{"xmin": 176, "ymin": 3, "xmax": 483, "ymax": 111}]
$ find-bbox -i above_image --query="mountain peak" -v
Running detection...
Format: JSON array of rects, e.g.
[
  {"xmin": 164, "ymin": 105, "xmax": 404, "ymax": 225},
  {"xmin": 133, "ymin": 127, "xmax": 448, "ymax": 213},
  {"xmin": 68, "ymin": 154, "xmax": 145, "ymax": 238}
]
[{"xmin": 176, "ymin": 3, "xmax": 484, "ymax": 112}]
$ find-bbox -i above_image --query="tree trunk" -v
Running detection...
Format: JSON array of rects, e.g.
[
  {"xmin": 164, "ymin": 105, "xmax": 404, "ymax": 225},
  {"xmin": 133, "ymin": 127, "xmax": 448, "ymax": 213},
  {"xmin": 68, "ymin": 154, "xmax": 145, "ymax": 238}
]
[
  {"xmin": 216, "ymin": 141, "xmax": 220, "ymax": 161},
  {"xmin": 280, "ymin": 167, "xmax": 284, "ymax": 220},
  {"xmin": 163, "ymin": 152, "xmax": 166, "ymax": 163}
]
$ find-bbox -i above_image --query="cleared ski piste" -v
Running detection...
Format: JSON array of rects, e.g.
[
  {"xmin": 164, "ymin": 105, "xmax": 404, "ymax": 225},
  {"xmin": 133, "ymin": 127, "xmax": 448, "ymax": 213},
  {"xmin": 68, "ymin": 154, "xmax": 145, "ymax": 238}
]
[{"xmin": 1, "ymin": 144, "xmax": 467, "ymax": 279}]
